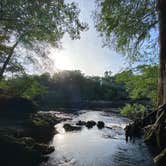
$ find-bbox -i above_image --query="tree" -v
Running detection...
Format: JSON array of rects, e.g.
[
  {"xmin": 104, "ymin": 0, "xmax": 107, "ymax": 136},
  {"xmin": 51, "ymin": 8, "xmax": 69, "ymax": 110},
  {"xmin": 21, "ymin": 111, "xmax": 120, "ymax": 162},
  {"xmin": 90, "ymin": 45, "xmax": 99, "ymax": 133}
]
[
  {"xmin": 94, "ymin": 1, "xmax": 166, "ymax": 160},
  {"xmin": 0, "ymin": 0, "xmax": 87, "ymax": 78},
  {"xmin": 0, "ymin": 74, "xmax": 46, "ymax": 98},
  {"xmin": 157, "ymin": 0, "xmax": 166, "ymax": 106},
  {"xmin": 120, "ymin": 65, "xmax": 158, "ymax": 104},
  {"xmin": 94, "ymin": 0, "xmax": 165, "ymax": 106},
  {"xmin": 94, "ymin": 0, "xmax": 157, "ymax": 60}
]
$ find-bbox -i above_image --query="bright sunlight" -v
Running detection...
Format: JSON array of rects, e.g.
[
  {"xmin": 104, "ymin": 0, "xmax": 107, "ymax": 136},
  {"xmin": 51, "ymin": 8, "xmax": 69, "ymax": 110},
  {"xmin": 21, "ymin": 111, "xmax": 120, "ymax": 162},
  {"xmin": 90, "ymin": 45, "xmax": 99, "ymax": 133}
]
[
  {"xmin": 55, "ymin": 54, "xmax": 73, "ymax": 70},
  {"xmin": 50, "ymin": 48, "xmax": 74, "ymax": 71}
]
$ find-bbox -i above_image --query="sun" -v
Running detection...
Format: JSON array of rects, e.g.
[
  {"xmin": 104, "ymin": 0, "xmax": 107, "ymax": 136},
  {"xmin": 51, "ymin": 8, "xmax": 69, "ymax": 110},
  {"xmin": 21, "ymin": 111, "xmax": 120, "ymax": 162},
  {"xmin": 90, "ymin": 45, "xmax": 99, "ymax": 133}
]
[
  {"xmin": 55, "ymin": 54, "xmax": 73, "ymax": 70},
  {"xmin": 50, "ymin": 49, "xmax": 74, "ymax": 70}
]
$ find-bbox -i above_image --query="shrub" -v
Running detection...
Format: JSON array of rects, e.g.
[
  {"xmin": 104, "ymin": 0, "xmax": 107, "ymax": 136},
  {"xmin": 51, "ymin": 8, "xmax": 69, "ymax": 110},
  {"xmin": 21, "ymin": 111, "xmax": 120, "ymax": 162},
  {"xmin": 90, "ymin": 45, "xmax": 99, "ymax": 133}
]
[{"xmin": 120, "ymin": 103, "xmax": 146, "ymax": 119}]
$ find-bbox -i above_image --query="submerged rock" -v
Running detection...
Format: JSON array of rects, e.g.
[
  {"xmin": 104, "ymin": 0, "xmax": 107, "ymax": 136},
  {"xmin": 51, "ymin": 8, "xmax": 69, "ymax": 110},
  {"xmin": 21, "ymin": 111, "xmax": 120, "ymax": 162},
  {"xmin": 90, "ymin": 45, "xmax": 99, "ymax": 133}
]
[
  {"xmin": 86, "ymin": 120, "xmax": 96, "ymax": 128},
  {"xmin": 63, "ymin": 123, "xmax": 82, "ymax": 131},
  {"xmin": 97, "ymin": 121, "xmax": 105, "ymax": 129}
]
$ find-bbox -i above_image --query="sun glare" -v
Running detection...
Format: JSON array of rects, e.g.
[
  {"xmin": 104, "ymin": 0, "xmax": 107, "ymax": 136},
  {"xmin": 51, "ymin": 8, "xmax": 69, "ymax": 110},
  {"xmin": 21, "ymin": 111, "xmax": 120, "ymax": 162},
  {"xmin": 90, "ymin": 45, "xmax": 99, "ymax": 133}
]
[
  {"xmin": 50, "ymin": 49, "xmax": 74, "ymax": 71},
  {"xmin": 55, "ymin": 54, "xmax": 73, "ymax": 70}
]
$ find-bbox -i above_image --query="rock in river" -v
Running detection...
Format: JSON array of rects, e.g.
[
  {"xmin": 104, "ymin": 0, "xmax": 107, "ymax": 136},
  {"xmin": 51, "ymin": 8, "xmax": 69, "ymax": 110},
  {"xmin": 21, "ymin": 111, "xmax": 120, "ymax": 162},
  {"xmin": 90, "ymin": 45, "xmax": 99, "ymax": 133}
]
[
  {"xmin": 97, "ymin": 121, "xmax": 105, "ymax": 129},
  {"xmin": 63, "ymin": 124, "xmax": 82, "ymax": 132},
  {"xmin": 86, "ymin": 120, "xmax": 96, "ymax": 128}
]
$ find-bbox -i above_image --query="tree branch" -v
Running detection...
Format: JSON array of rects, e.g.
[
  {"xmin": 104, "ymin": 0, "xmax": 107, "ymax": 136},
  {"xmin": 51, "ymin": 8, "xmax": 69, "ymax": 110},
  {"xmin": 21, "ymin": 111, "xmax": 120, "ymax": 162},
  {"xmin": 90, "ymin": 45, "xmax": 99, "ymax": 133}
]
[{"xmin": 0, "ymin": 34, "xmax": 24, "ymax": 79}]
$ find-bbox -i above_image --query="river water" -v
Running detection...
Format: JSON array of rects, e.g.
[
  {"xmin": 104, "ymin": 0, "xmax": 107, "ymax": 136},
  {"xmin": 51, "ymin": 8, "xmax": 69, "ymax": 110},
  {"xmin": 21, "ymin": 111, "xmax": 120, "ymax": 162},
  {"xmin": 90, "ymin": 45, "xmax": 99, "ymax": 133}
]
[{"xmin": 45, "ymin": 110, "xmax": 154, "ymax": 166}]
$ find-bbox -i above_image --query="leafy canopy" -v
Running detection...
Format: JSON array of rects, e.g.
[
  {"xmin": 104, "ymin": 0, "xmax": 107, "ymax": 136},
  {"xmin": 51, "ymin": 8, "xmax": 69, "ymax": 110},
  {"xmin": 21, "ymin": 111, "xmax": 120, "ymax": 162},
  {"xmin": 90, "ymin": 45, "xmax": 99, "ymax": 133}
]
[
  {"xmin": 115, "ymin": 64, "xmax": 158, "ymax": 104},
  {"xmin": 0, "ymin": 0, "xmax": 87, "ymax": 74},
  {"xmin": 1, "ymin": 0, "xmax": 87, "ymax": 45},
  {"xmin": 0, "ymin": 75, "xmax": 46, "ymax": 98},
  {"xmin": 94, "ymin": 0, "xmax": 158, "ymax": 61}
]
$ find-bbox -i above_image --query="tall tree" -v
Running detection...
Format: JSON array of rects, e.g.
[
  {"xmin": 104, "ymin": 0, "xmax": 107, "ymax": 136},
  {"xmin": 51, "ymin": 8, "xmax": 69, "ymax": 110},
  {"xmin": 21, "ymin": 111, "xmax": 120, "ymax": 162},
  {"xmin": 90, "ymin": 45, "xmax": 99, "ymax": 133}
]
[
  {"xmin": 157, "ymin": 0, "xmax": 166, "ymax": 106},
  {"xmin": 94, "ymin": 0, "xmax": 165, "ymax": 106},
  {"xmin": 0, "ymin": 0, "xmax": 87, "ymax": 78}
]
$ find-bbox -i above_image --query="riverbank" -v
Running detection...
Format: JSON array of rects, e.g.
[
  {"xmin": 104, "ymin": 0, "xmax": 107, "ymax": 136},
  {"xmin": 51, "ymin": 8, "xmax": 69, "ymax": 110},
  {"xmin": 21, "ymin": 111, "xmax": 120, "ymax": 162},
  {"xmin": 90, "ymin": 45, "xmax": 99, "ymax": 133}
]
[
  {"xmin": 124, "ymin": 104, "xmax": 166, "ymax": 166},
  {"xmin": 0, "ymin": 96, "xmax": 72, "ymax": 166},
  {"xmin": 0, "ymin": 111, "xmax": 71, "ymax": 166},
  {"xmin": 37, "ymin": 99, "xmax": 150, "ymax": 111}
]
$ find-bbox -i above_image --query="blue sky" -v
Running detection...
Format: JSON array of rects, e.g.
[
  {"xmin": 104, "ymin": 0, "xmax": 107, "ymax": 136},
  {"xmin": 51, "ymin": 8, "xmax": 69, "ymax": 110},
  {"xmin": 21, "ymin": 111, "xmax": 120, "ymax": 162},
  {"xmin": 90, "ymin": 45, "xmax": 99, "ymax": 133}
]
[{"xmin": 50, "ymin": 0, "xmax": 126, "ymax": 76}]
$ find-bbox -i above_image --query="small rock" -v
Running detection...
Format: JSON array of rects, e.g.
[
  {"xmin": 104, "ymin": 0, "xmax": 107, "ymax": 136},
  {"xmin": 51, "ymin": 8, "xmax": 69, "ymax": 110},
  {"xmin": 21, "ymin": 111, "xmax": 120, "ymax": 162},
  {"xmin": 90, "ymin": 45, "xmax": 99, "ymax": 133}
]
[
  {"xmin": 86, "ymin": 121, "xmax": 96, "ymax": 128},
  {"xmin": 97, "ymin": 121, "xmax": 105, "ymax": 129},
  {"xmin": 63, "ymin": 124, "xmax": 82, "ymax": 131}
]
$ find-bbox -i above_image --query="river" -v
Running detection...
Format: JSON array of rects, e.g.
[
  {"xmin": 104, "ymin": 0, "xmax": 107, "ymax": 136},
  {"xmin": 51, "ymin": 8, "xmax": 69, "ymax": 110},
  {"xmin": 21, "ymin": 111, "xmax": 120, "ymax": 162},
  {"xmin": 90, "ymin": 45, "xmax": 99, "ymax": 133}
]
[{"xmin": 43, "ymin": 110, "xmax": 154, "ymax": 166}]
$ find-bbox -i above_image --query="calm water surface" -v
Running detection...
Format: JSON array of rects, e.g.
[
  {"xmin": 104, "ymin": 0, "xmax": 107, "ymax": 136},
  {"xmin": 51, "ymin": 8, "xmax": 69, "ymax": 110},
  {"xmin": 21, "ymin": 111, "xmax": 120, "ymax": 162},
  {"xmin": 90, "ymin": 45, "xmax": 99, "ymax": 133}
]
[{"xmin": 45, "ymin": 110, "xmax": 154, "ymax": 166}]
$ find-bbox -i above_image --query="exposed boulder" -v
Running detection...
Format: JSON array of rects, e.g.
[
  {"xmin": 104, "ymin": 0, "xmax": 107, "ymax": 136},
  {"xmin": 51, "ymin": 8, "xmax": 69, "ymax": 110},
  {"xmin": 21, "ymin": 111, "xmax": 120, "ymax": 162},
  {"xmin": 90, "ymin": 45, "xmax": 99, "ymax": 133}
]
[
  {"xmin": 63, "ymin": 123, "xmax": 82, "ymax": 131},
  {"xmin": 97, "ymin": 121, "xmax": 105, "ymax": 129},
  {"xmin": 86, "ymin": 120, "xmax": 96, "ymax": 128}
]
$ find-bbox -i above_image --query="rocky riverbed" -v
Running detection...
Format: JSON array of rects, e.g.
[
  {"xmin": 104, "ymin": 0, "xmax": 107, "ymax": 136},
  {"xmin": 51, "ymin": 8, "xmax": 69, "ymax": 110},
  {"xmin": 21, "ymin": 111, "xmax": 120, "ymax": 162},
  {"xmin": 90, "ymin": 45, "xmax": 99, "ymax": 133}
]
[{"xmin": 42, "ymin": 110, "xmax": 154, "ymax": 166}]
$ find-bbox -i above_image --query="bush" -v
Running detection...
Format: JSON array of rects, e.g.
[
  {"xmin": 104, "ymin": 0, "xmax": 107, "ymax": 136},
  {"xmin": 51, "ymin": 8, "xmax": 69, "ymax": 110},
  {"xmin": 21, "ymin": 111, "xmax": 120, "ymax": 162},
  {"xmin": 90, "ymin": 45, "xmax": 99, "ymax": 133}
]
[{"xmin": 120, "ymin": 103, "xmax": 146, "ymax": 119}]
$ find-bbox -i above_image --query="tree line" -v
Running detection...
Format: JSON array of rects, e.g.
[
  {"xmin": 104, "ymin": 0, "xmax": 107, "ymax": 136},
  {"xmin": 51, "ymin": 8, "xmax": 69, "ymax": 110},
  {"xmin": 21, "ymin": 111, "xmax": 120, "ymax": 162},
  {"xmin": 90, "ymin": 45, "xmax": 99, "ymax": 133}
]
[{"xmin": 0, "ymin": 64, "xmax": 158, "ymax": 108}]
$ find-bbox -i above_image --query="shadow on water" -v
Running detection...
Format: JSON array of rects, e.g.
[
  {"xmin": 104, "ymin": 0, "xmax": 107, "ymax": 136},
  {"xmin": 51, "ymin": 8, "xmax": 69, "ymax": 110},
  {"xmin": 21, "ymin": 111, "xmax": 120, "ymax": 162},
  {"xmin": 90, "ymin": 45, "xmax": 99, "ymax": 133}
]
[{"xmin": 42, "ymin": 111, "xmax": 154, "ymax": 166}]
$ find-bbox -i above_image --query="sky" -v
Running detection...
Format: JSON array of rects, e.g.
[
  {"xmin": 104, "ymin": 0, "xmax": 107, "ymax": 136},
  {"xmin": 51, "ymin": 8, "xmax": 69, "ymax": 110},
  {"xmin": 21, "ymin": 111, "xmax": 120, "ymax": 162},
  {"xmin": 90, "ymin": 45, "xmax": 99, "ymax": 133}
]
[{"xmin": 50, "ymin": 0, "xmax": 126, "ymax": 76}]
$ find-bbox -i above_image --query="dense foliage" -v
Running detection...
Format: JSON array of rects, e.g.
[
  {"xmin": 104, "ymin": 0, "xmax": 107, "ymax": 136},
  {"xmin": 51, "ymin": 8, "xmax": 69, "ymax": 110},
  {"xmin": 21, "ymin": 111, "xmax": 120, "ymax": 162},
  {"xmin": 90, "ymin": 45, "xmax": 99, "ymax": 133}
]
[
  {"xmin": 94, "ymin": 0, "xmax": 158, "ymax": 61},
  {"xmin": 120, "ymin": 103, "xmax": 146, "ymax": 119},
  {"xmin": 115, "ymin": 65, "xmax": 158, "ymax": 104},
  {"xmin": 0, "ymin": 64, "xmax": 158, "ymax": 108},
  {"xmin": 0, "ymin": 75, "xmax": 46, "ymax": 99}
]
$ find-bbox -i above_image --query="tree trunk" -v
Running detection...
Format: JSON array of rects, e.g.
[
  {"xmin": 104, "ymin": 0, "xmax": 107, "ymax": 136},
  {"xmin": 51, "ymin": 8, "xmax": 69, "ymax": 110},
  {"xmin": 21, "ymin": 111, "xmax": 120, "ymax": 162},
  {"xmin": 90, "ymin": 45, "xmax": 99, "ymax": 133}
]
[
  {"xmin": 157, "ymin": 0, "xmax": 166, "ymax": 106},
  {"xmin": 0, "ymin": 40, "xmax": 19, "ymax": 80}
]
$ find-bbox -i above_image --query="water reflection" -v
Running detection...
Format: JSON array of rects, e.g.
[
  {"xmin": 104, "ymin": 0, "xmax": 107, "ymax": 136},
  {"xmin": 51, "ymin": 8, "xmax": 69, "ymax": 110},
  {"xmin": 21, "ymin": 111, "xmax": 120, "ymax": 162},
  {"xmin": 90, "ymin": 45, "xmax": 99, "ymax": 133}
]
[{"xmin": 45, "ymin": 111, "xmax": 154, "ymax": 166}]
